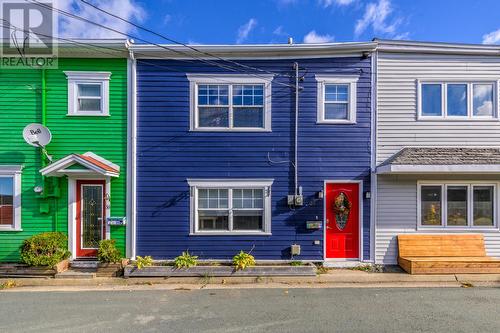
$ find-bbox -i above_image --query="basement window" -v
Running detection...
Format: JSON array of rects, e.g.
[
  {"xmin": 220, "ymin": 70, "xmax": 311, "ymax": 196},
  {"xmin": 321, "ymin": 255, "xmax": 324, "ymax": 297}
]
[
  {"xmin": 187, "ymin": 179, "xmax": 273, "ymax": 235},
  {"xmin": 65, "ymin": 71, "xmax": 111, "ymax": 116}
]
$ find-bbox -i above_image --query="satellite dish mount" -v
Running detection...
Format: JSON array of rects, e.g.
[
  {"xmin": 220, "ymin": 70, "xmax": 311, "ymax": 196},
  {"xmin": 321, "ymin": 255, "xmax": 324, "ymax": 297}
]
[{"xmin": 23, "ymin": 123, "xmax": 53, "ymax": 162}]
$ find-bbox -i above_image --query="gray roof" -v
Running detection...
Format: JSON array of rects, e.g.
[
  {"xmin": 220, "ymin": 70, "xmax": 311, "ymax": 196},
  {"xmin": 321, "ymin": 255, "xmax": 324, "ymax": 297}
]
[{"xmin": 382, "ymin": 147, "xmax": 500, "ymax": 165}]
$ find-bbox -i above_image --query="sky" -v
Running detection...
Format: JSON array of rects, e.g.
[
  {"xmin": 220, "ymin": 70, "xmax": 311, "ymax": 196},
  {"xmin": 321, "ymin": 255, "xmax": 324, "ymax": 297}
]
[{"xmin": 55, "ymin": 0, "xmax": 500, "ymax": 45}]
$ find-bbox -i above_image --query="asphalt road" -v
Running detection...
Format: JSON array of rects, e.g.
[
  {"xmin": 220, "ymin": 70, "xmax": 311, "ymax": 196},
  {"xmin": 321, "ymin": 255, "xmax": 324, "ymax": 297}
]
[{"xmin": 1, "ymin": 287, "xmax": 499, "ymax": 332}]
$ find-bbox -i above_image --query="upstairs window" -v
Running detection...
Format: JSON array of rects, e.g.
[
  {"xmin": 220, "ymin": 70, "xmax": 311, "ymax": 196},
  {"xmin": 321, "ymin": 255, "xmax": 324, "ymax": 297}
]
[
  {"xmin": 0, "ymin": 166, "xmax": 22, "ymax": 231},
  {"xmin": 316, "ymin": 75, "xmax": 358, "ymax": 124},
  {"xmin": 419, "ymin": 81, "xmax": 497, "ymax": 119},
  {"xmin": 187, "ymin": 74, "xmax": 273, "ymax": 131},
  {"xmin": 188, "ymin": 179, "xmax": 273, "ymax": 235},
  {"xmin": 65, "ymin": 71, "xmax": 111, "ymax": 116}
]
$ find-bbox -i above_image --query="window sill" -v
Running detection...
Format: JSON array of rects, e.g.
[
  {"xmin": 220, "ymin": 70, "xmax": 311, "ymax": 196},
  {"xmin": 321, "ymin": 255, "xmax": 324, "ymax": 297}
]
[
  {"xmin": 67, "ymin": 113, "xmax": 110, "ymax": 117},
  {"xmin": 417, "ymin": 117, "xmax": 500, "ymax": 122},
  {"xmin": 190, "ymin": 232, "xmax": 272, "ymax": 236},
  {"xmin": 417, "ymin": 226, "xmax": 499, "ymax": 232},
  {"xmin": 0, "ymin": 228, "xmax": 23, "ymax": 232},
  {"xmin": 190, "ymin": 128, "xmax": 271, "ymax": 132},
  {"xmin": 316, "ymin": 120, "xmax": 356, "ymax": 125}
]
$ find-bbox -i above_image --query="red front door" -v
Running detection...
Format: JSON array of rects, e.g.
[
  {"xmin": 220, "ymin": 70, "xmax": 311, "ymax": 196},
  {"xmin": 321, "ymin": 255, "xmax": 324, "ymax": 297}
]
[
  {"xmin": 325, "ymin": 182, "xmax": 360, "ymax": 259},
  {"xmin": 76, "ymin": 180, "xmax": 106, "ymax": 257}
]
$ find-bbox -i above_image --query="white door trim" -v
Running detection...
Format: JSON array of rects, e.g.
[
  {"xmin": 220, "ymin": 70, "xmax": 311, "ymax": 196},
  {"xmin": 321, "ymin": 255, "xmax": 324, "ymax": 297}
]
[
  {"xmin": 323, "ymin": 180, "xmax": 364, "ymax": 261},
  {"xmin": 67, "ymin": 176, "xmax": 110, "ymax": 259}
]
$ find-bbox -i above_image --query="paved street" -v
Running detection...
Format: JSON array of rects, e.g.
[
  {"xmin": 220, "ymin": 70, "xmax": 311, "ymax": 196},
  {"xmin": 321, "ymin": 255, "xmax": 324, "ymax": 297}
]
[{"xmin": 1, "ymin": 287, "xmax": 500, "ymax": 332}]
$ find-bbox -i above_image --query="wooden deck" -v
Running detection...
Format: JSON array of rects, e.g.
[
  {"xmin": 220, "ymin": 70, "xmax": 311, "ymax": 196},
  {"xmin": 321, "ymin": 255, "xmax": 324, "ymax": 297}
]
[{"xmin": 397, "ymin": 234, "xmax": 500, "ymax": 274}]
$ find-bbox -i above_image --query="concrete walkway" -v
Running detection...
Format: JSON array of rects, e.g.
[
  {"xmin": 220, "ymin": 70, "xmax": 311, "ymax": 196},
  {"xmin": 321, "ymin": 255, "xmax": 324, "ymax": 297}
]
[{"xmin": 2, "ymin": 269, "xmax": 500, "ymax": 291}]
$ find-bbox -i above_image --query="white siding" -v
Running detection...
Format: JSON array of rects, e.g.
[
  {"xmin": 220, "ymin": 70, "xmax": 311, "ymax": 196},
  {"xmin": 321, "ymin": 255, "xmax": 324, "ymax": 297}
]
[
  {"xmin": 376, "ymin": 175, "xmax": 500, "ymax": 264},
  {"xmin": 376, "ymin": 53, "xmax": 500, "ymax": 165}
]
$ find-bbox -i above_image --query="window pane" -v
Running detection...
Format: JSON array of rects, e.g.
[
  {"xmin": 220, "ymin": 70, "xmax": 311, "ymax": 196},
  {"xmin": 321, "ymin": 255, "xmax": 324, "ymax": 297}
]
[
  {"xmin": 325, "ymin": 103, "xmax": 348, "ymax": 120},
  {"xmin": 421, "ymin": 186, "xmax": 442, "ymax": 226},
  {"xmin": 78, "ymin": 98, "xmax": 101, "ymax": 111},
  {"xmin": 232, "ymin": 84, "xmax": 264, "ymax": 106},
  {"xmin": 473, "ymin": 186, "xmax": 494, "ymax": 226},
  {"xmin": 78, "ymin": 84, "xmax": 101, "ymax": 97},
  {"xmin": 233, "ymin": 189, "xmax": 263, "ymax": 209},
  {"xmin": 198, "ymin": 211, "xmax": 229, "ymax": 231},
  {"xmin": 447, "ymin": 84, "xmax": 467, "ymax": 117},
  {"xmin": 233, "ymin": 107, "xmax": 263, "ymax": 128},
  {"xmin": 473, "ymin": 84, "xmax": 494, "ymax": 117},
  {"xmin": 198, "ymin": 107, "xmax": 229, "ymax": 127},
  {"xmin": 233, "ymin": 212, "xmax": 263, "ymax": 230},
  {"xmin": 0, "ymin": 177, "xmax": 14, "ymax": 226},
  {"xmin": 447, "ymin": 186, "xmax": 468, "ymax": 226},
  {"xmin": 198, "ymin": 84, "xmax": 228, "ymax": 106},
  {"xmin": 325, "ymin": 84, "xmax": 349, "ymax": 102},
  {"xmin": 422, "ymin": 84, "xmax": 442, "ymax": 116}
]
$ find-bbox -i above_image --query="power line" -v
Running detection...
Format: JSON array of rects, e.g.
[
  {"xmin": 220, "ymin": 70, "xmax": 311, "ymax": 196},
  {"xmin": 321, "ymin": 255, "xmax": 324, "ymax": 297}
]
[
  {"xmin": 78, "ymin": 0, "xmax": 294, "ymax": 79},
  {"xmin": 26, "ymin": 0, "xmax": 297, "ymax": 89}
]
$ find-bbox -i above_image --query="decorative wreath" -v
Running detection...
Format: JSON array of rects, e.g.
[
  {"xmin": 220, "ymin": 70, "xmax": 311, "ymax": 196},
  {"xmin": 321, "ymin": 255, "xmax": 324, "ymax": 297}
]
[{"xmin": 333, "ymin": 192, "xmax": 351, "ymax": 230}]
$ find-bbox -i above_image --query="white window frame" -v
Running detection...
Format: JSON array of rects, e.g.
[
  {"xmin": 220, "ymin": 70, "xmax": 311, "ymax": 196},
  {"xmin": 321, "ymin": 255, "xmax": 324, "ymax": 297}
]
[
  {"xmin": 187, "ymin": 74, "xmax": 273, "ymax": 132},
  {"xmin": 417, "ymin": 80, "xmax": 499, "ymax": 120},
  {"xmin": 316, "ymin": 75, "xmax": 358, "ymax": 124},
  {"xmin": 0, "ymin": 166, "xmax": 22, "ymax": 231},
  {"xmin": 65, "ymin": 71, "xmax": 111, "ymax": 116},
  {"xmin": 417, "ymin": 181, "xmax": 499, "ymax": 231},
  {"xmin": 187, "ymin": 179, "xmax": 273, "ymax": 235}
]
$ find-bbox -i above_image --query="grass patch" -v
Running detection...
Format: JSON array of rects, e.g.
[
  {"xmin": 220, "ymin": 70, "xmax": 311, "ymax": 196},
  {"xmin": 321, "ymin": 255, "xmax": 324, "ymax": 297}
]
[
  {"xmin": 315, "ymin": 264, "xmax": 329, "ymax": 275},
  {"xmin": 350, "ymin": 264, "xmax": 384, "ymax": 273},
  {"xmin": 290, "ymin": 261, "xmax": 303, "ymax": 266}
]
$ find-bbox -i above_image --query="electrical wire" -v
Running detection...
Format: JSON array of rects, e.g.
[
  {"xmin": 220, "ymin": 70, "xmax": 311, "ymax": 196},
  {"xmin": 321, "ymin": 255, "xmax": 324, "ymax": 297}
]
[{"xmin": 26, "ymin": 0, "xmax": 297, "ymax": 89}]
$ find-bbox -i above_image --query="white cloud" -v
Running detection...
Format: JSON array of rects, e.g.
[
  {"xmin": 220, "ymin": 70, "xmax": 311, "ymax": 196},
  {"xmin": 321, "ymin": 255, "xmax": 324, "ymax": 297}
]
[
  {"xmin": 163, "ymin": 14, "xmax": 172, "ymax": 26},
  {"xmin": 273, "ymin": 26, "xmax": 287, "ymax": 36},
  {"xmin": 320, "ymin": 0, "xmax": 355, "ymax": 7},
  {"xmin": 482, "ymin": 29, "xmax": 500, "ymax": 44},
  {"xmin": 354, "ymin": 0, "xmax": 408, "ymax": 39},
  {"xmin": 58, "ymin": 0, "xmax": 146, "ymax": 39},
  {"xmin": 303, "ymin": 30, "xmax": 334, "ymax": 43},
  {"xmin": 236, "ymin": 18, "xmax": 257, "ymax": 44}
]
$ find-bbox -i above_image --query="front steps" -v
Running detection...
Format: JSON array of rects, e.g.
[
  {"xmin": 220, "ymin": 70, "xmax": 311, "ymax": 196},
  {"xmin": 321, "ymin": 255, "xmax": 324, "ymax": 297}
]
[{"xmin": 55, "ymin": 260, "xmax": 98, "ymax": 279}]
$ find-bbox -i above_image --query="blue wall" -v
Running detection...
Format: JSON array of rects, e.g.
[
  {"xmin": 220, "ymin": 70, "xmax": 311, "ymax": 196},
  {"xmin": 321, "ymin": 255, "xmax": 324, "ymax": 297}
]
[{"xmin": 136, "ymin": 57, "xmax": 372, "ymax": 260}]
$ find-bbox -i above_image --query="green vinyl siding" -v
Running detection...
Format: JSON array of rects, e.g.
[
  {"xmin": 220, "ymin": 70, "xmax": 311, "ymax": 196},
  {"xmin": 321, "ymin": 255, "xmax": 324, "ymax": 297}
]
[{"xmin": 0, "ymin": 58, "xmax": 127, "ymax": 262}]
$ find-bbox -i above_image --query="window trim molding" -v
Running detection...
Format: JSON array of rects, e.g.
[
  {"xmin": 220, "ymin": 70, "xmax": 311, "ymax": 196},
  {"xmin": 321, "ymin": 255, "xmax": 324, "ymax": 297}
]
[
  {"xmin": 417, "ymin": 180, "xmax": 499, "ymax": 231},
  {"xmin": 64, "ymin": 71, "xmax": 111, "ymax": 117},
  {"xmin": 186, "ymin": 74, "xmax": 273, "ymax": 132},
  {"xmin": 315, "ymin": 75, "xmax": 358, "ymax": 124},
  {"xmin": 417, "ymin": 79, "xmax": 500, "ymax": 121},
  {"xmin": 0, "ymin": 165, "xmax": 22, "ymax": 231},
  {"xmin": 187, "ymin": 179, "xmax": 273, "ymax": 235}
]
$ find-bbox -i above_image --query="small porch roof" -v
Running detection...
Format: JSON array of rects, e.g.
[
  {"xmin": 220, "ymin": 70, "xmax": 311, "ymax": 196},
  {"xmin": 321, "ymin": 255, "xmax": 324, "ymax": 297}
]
[
  {"xmin": 377, "ymin": 147, "xmax": 500, "ymax": 174},
  {"xmin": 40, "ymin": 152, "xmax": 120, "ymax": 177}
]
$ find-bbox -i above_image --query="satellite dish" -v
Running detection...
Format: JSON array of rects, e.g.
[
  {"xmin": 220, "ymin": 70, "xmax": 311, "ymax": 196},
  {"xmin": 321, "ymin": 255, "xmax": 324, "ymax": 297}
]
[{"xmin": 23, "ymin": 123, "xmax": 52, "ymax": 148}]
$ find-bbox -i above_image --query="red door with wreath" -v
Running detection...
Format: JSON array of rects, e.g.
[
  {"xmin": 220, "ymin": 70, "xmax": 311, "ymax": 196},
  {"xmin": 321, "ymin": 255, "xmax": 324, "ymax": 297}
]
[{"xmin": 325, "ymin": 183, "xmax": 360, "ymax": 259}]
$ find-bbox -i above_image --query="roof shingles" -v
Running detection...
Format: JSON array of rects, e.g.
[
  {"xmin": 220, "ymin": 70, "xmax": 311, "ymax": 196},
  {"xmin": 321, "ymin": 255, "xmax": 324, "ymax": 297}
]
[{"xmin": 382, "ymin": 147, "xmax": 500, "ymax": 165}]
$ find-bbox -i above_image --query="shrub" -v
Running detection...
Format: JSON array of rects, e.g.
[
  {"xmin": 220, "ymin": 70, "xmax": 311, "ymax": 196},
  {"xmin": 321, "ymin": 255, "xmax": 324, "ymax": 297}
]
[
  {"xmin": 232, "ymin": 251, "xmax": 255, "ymax": 270},
  {"xmin": 136, "ymin": 255, "xmax": 153, "ymax": 270},
  {"xmin": 174, "ymin": 251, "xmax": 198, "ymax": 269},
  {"xmin": 97, "ymin": 239, "xmax": 122, "ymax": 263},
  {"xmin": 20, "ymin": 232, "xmax": 71, "ymax": 267}
]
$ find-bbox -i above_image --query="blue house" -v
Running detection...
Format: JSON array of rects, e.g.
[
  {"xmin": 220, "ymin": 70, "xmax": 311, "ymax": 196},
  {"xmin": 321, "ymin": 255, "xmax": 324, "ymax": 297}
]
[{"xmin": 129, "ymin": 42, "xmax": 375, "ymax": 263}]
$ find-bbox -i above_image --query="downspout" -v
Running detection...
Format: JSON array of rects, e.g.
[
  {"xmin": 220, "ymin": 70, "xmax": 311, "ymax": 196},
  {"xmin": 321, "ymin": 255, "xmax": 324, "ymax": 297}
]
[
  {"xmin": 41, "ymin": 68, "xmax": 58, "ymax": 232},
  {"xmin": 293, "ymin": 62, "xmax": 299, "ymax": 196},
  {"xmin": 370, "ymin": 46, "xmax": 378, "ymax": 263},
  {"xmin": 126, "ymin": 45, "xmax": 137, "ymax": 259}
]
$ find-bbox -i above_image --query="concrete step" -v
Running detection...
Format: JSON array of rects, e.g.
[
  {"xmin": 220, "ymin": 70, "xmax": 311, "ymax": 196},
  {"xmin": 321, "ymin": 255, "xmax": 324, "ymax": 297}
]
[
  {"xmin": 70, "ymin": 261, "xmax": 99, "ymax": 269},
  {"xmin": 55, "ymin": 270, "xmax": 96, "ymax": 279}
]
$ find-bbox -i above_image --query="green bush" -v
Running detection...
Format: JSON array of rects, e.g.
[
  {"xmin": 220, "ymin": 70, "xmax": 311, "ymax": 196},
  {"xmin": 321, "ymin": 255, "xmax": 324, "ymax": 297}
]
[
  {"xmin": 136, "ymin": 255, "xmax": 153, "ymax": 269},
  {"xmin": 232, "ymin": 251, "xmax": 255, "ymax": 270},
  {"xmin": 20, "ymin": 232, "xmax": 71, "ymax": 267},
  {"xmin": 174, "ymin": 251, "xmax": 198, "ymax": 269},
  {"xmin": 97, "ymin": 239, "xmax": 122, "ymax": 263}
]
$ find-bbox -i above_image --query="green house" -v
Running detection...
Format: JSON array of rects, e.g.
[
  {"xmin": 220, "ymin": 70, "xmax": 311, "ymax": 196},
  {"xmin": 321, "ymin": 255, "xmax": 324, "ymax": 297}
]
[{"xmin": 0, "ymin": 41, "xmax": 130, "ymax": 262}]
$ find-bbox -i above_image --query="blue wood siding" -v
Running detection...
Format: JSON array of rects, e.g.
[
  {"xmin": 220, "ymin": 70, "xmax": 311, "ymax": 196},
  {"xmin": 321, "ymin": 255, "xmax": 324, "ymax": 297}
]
[{"xmin": 136, "ymin": 57, "xmax": 372, "ymax": 260}]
